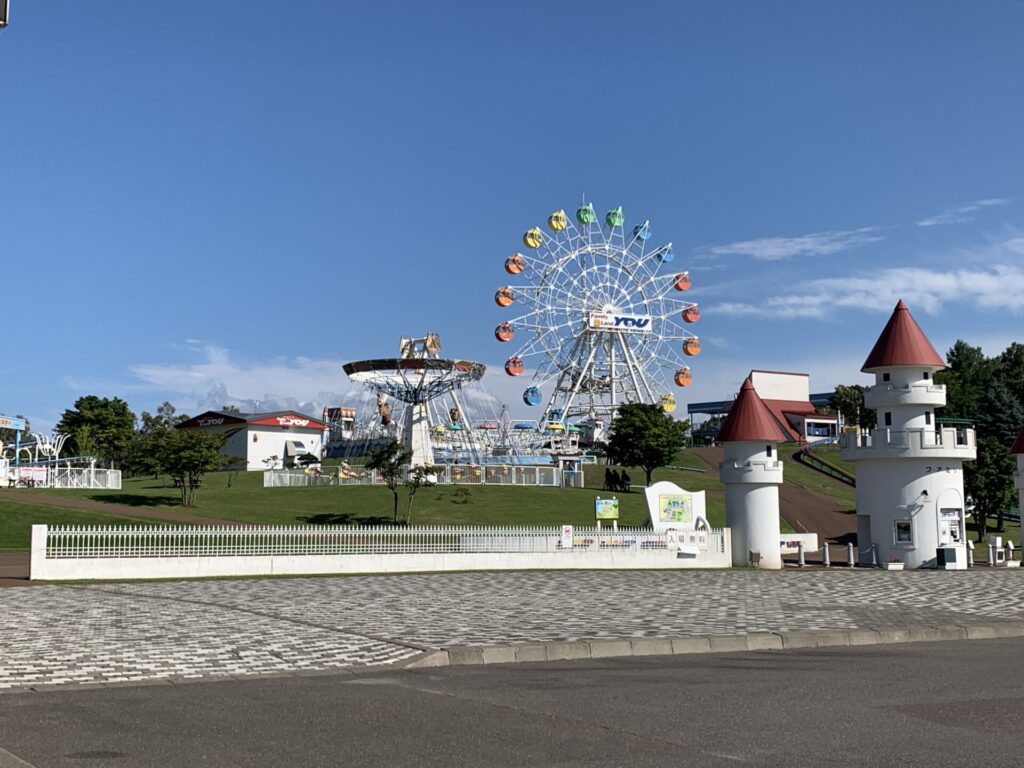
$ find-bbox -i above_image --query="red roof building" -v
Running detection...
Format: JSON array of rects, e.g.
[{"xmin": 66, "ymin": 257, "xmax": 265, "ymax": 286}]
[
  {"xmin": 177, "ymin": 410, "xmax": 326, "ymax": 471},
  {"xmin": 718, "ymin": 379, "xmax": 789, "ymax": 442},
  {"xmin": 862, "ymin": 300, "xmax": 945, "ymax": 372}
]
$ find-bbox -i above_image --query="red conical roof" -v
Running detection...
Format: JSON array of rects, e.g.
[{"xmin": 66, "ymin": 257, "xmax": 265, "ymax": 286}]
[
  {"xmin": 861, "ymin": 299, "xmax": 945, "ymax": 372},
  {"xmin": 718, "ymin": 379, "xmax": 788, "ymax": 442},
  {"xmin": 1011, "ymin": 425, "xmax": 1024, "ymax": 455}
]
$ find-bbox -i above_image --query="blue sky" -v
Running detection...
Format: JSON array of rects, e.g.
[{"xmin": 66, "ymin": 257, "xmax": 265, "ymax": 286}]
[{"xmin": 2, "ymin": 1, "xmax": 1023, "ymax": 431}]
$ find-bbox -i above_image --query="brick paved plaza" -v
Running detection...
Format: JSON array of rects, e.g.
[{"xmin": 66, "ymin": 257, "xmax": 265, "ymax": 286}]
[{"xmin": 1, "ymin": 570, "xmax": 1022, "ymax": 692}]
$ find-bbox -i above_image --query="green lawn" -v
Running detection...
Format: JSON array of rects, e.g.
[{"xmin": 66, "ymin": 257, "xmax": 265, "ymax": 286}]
[
  {"xmin": 807, "ymin": 444, "xmax": 857, "ymax": 475},
  {"xmin": 0, "ymin": 498, "xmax": 158, "ymax": 550},
  {"xmin": 778, "ymin": 444, "xmax": 856, "ymax": 509},
  {"xmin": 20, "ymin": 455, "xmax": 728, "ymax": 530}
]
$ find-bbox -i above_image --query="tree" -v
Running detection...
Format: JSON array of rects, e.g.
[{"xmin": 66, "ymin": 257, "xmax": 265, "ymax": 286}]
[
  {"xmin": 830, "ymin": 385, "xmax": 876, "ymax": 430},
  {"xmin": 404, "ymin": 464, "xmax": 440, "ymax": 525},
  {"xmin": 607, "ymin": 404, "xmax": 689, "ymax": 486},
  {"xmin": 222, "ymin": 404, "xmax": 242, "ymax": 414},
  {"xmin": 125, "ymin": 402, "xmax": 190, "ymax": 477},
  {"xmin": 56, "ymin": 396, "xmax": 136, "ymax": 467},
  {"xmin": 967, "ymin": 437, "xmax": 1016, "ymax": 541},
  {"xmin": 936, "ymin": 341, "xmax": 995, "ymax": 420},
  {"xmin": 153, "ymin": 429, "xmax": 227, "ymax": 506},
  {"xmin": 366, "ymin": 441, "xmax": 411, "ymax": 523}
]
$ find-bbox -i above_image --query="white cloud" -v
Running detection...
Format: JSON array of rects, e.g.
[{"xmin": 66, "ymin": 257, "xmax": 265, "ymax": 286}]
[
  {"xmin": 702, "ymin": 227, "xmax": 883, "ymax": 261},
  {"xmin": 709, "ymin": 263, "xmax": 1024, "ymax": 320},
  {"xmin": 916, "ymin": 197, "xmax": 1010, "ymax": 227}
]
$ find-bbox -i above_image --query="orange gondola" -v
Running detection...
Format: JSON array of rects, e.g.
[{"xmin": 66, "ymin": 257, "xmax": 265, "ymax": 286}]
[
  {"xmin": 505, "ymin": 253, "xmax": 525, "ymax": 274},
  {"xmin": 682, "ymin": 304, "xmax": 700, "ymax": 323},
  {"xmin": 495, "ymin": 322, "xmax": 515, "ymax": 342},
  {"xmin": 674, "ymin": 367, "xmax": 693, "ymax": 387},
  {"xmin": 673, "ymin": 272, "xmax": 691, "ymax": 291},
  {"xmin": 494, "ymin": 287, "xmax": 515, "ymax": 307},
  {"xmin": 504, "ymin": 356, "xmax": 525, "ymax": 376},
  {"xmin": 683, "ymin": 338, "xmax": 701, "ymax": 357}
]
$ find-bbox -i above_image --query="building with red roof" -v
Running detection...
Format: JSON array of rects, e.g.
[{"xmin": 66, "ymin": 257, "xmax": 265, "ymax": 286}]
[
  {"xmin": 840, "ymin": 300, "xmax": 976, "ymax": 570},
  {"xmin": 177, "ymin": 410, "xmax": 327, "ymax": 471},
  {"xmin": 719, "ymin": 378, "xmax": 784, "ymax": 569}
]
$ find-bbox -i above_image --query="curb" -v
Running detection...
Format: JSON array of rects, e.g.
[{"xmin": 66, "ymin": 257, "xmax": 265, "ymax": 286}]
[{"xmin": 403, "ymin": 621, "xmax": 1024, "ymax": 669}]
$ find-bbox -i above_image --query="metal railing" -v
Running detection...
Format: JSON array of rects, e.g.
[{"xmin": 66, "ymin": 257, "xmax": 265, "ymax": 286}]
[
  {"xmin": 40, "ymin": 524, "xmax": 729, "ymax": 559},
  {"xmin": 264, "ymin": 465, "xmax": 584, "ymax": 489}
]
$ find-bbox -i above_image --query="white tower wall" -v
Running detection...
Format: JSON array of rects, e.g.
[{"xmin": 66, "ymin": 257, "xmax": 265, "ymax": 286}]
[
  {"xmin": 404, "ymin": 403, "xmax": 435, "ymax": 467},
  {"xmin": 721, "ymin": 441, "xmax": 783, "ymax": 569}
]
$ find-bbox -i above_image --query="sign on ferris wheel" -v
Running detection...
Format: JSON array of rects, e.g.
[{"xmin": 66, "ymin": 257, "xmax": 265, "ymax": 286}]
[{"xmin": 587, "ymin": 312, "xmax": 653, "ymax": 334}]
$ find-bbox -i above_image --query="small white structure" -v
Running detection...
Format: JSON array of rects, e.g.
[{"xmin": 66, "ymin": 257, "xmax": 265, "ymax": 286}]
[
  {"xmin": 1012, "ymin": 426, "xmax": 1024, "ymax": 518},
  {"xmin": 176, "ymin": 410, "xmax": 326, "ymax": 471},
  {"xmin": 840, "ymin": 300, "xmax": 976, "ymax": 569},
  {"xmin": 644, "ymin": 480, "xmax": 710, "ymax": 532},
  {"xmin": 718, "ymin": 378, "xmax": 784, "ymax": 569}
]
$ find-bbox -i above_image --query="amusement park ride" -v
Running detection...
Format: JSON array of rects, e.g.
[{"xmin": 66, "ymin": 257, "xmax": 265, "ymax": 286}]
[
  {"xmin": 495, "ymin": 202, "xmax": 699, "ymax": 441},
  {"xmin": 341, "ymin": 333, "xmax": 487, "ymax": 467}
]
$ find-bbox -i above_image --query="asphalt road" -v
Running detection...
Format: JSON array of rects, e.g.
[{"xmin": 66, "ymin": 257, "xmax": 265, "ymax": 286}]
[{"xmin": 1, "ymin": 638, "xmax": 1021, "ymax": 768}]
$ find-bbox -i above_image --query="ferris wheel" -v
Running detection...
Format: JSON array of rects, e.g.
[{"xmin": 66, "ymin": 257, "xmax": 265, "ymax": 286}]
[{"xmin": 494, "ymin": 202, "xmax": 700, "ymax": 432}]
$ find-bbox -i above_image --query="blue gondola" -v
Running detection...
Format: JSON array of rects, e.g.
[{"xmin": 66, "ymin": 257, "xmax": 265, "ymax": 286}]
[
  {"xmin": 633, "ymin": 221, "xmax": 651, "ymax": 241},
  {"xmin": 513, "ymin": 422, "xmax": 534, "ymax": 430},
  {"xmin": 656, "ymin": 244, "xmax": 674, "ymax": 263},
  {"xmin": 523, "ymin": 387, "xmax": 542, "ymax": 406}
]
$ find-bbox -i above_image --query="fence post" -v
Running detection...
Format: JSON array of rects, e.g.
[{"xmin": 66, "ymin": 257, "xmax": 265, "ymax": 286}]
[
  {"xmin": 823, "ymin": 543, "xmax": 830, "ymax": 568},
  {"xmin": 989, "ymin": 540, "xmax": 995, "ymax": 567},
  {"xmin": 797, "ymin": 541, "xmax": 805, "ymax": 567},
  {"xmin": 966, "ymin": 542, "xmax": 974, "ymax": 568},
  {"xmin": 29, "ymin": 524, "xmax": 47, "ymax": 581},
  {"xmin": 847, "ymin": 542, "xmax": 854, "ymax": 568},
  {"xmin": 871, "ymin": 544, "xmax": 879, "ymax": 568}
]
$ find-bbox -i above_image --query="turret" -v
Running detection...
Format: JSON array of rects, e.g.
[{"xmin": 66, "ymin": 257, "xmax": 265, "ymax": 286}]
[
  {"xmin": 719, "ymin": 378, "xmax": 785, "ymax": 569},
  {"xmin": 841, "ymin": 300, "xmax": 975, "ymax": 569}
]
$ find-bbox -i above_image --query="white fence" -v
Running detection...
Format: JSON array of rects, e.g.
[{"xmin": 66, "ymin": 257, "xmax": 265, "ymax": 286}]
[
  {"xmin": 30, "ymin": 524, "xmax": 732, "ymax": 580},
  {"xmin": 264, "ymin": 465, "xmax": 584, "ymax": 489},
  {"xmin": 2, "ymin": 465, "xmax": 121, "ymax": 490}
]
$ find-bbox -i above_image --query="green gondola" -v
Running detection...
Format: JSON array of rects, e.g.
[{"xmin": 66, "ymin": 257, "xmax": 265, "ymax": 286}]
[{"xmin": 606, "ymin": 206, "xmax": 624, "ymax": 228}]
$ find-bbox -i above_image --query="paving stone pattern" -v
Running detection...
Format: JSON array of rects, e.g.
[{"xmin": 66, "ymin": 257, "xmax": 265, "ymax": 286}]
[{"xmin": 1, "ymin": 570, "xmax": 1021, "ymax": 691}]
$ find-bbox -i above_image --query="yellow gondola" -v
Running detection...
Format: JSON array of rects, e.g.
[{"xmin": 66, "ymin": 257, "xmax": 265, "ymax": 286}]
[
  {"xmin": 523, "ymin": 227, "xmax": 544, "ymax": 249},
  {"xmin": 661, "ymin": 394, "xmax": 677, "ymax": 413},
  {"xmin": 547, "ymin": 210, "xmax": 568, "ymax": 232}
]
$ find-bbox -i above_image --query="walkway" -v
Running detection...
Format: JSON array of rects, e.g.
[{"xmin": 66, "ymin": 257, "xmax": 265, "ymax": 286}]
[{"xmin": 1, "ymin": 569, "xmax": 1021, "ymax": 692}]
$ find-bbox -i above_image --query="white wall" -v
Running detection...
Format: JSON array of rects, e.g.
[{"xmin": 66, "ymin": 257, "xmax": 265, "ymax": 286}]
[
  {"xmin": 749, "ymin": 371, "xmax": 809, "ymax": 401},
  {"xmin": 721, "ymin": 441, "xmax": 783, "ymax": 569}
]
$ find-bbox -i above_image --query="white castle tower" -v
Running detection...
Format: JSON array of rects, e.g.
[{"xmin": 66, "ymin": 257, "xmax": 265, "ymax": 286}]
[
  {"xmin": 719, "ymin": 378, "xmax": 784, "ymax": 569},
  {"xmin": 840, "ymin": 300, "xmax": 976, "ymax": 569},
  {"xmin": 1012, "ymin": 426, "xmax": 1024, "ymax": 519}
]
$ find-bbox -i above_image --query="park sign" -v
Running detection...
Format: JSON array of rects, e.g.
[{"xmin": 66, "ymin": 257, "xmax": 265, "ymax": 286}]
[
  {"xmin": 587, "ymin": 311, "xmax": 652, "ymax": 334},
  {"xmin": 595, "ymin": 497, "xmax": 620, "ymax": 520},
  {"xmin": 644, "ymin": 480, "xmax": 709, "ymax": 533},
  {"xmin": 0, "ymin": 415, "xmax": 26, "ymax": 432}
]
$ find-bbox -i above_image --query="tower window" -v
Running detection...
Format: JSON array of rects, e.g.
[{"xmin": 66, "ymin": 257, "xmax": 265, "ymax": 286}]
[
  {"xmin": 923, "ymin": 371, "xmax": 930, "ymax": 380},
  {"xmin": 883, "ymin": 373, "xmax": 891, "ymax": 382},
  {"xmin": 884, "ymin": 412, "xmax": 892, "ymax": 427},
  {"xmin": 766, "ymin": 445, "xmax": 773, "ymax": 458},
  {"xmin": 925, "ymin": 412, "xmax": 932, "ymax": 426},
  {"xmin": 894, "ymin": 520, "xmax": 913, "ymax": 545}
]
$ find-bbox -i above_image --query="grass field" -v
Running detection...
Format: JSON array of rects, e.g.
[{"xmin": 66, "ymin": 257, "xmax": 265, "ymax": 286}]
[
  {"xmin": 778, "ymin": 444, "xmax": 856, "ymax": 509},
  {"xmin": 0, "ymin": 498, "xmax": 157, "ymax": 551},
  {"xmin": 2, "ymin": 452, "xmax": 727, "ymax": 533}
]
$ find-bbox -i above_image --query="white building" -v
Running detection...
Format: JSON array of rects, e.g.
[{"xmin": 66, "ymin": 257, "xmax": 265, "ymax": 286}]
[
  {"xmin": 1013, "ymin": 426, "xmax": 1024, "ymax": 518},
  {"xmin": 176, "ymin": 410, "xmax": 327, "ymax": 471},
  {"xmin": 718, "ymin": 378, "xmax": 784, "ymax": 569},
  {"xmin": 748, "ymin": 370, "xmax": 839, "ymax": 444},
  {"xmin": 840, "ymin": 300, "xmax": 976, "ymax": 569}
]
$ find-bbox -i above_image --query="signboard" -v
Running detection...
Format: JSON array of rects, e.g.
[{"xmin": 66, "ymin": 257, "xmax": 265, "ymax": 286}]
[
  {"xmin": 0, "ymin": 415, "xmax": 26, "ymax": 432},
  {"xmin": 587, "ymin": 312, "xmax": 652, "ymax": 334},
  {"xmin": 249, "ymin": 414, "xmax": 326, "ymax": 429},
  {"xmin": 644, "ymin": 480, "xmax": 709, "ymax": 532},
  {"xmin": 560, "ymin": 525, "xmax": 573, "ymax": 549},
  {"xmin": 657, "ymin": 494, "xmax": 693, "ymax": 525},
  {"xmin": 595, "ymin": 498, "xmax": 620, "ymax": 520}
]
